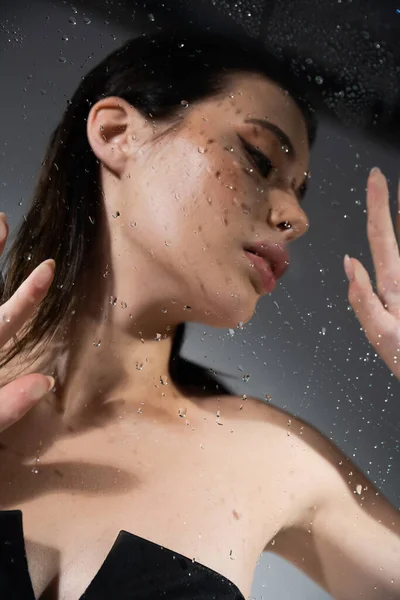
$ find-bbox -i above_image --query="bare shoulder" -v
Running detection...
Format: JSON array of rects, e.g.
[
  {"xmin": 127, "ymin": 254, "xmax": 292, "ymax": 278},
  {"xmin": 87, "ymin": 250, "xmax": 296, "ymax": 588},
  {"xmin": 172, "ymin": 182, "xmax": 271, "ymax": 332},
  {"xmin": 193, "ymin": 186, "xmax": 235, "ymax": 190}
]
[{"xmin": 215, "ymin": 393, "xmax": 373, "ymax": 519}]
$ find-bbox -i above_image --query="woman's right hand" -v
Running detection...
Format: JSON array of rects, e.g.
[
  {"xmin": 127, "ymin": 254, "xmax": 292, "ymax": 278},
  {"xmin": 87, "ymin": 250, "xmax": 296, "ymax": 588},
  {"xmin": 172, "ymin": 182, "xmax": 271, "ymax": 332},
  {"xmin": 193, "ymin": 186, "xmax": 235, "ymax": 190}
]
[{"xmin": 0, "ymin": 212, "xmax": 55, "ymax": 434}]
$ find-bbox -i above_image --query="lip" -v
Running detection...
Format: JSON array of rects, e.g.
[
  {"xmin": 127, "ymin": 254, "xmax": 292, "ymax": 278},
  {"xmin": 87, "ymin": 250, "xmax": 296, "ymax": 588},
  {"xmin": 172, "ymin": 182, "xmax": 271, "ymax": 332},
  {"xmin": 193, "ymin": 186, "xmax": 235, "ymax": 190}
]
[{"xmin": 243, "ymin": 241, "xmax": 290, "ymax": 294}]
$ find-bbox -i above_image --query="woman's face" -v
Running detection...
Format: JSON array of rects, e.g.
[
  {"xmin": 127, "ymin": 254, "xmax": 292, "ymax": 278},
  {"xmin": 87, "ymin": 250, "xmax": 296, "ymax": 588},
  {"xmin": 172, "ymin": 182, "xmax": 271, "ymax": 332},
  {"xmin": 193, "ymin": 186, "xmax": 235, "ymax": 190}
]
[{"xmin": 93, "ymin": 72, "xmax": 310, "ymax": 329}]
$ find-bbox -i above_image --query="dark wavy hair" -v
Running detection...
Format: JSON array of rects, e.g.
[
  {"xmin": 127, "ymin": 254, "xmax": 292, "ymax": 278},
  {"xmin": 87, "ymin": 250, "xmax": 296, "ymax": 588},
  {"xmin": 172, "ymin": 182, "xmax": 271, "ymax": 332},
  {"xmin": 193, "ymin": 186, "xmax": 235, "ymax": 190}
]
[{"xmin": 0, "ymin": 26, "xmax": 317, "ymax": 395}]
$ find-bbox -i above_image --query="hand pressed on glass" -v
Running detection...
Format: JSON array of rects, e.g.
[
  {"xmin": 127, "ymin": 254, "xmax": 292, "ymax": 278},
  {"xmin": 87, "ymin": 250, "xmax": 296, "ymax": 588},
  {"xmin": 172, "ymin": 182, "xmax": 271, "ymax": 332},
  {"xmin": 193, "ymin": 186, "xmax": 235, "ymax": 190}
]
[
  {"xmin": 0, "ymin": 213, "xmax": 55, "ymax": 433},
  {"xmin": 344, "ymin": 167, "xmax": 400, "ymax": 379}
]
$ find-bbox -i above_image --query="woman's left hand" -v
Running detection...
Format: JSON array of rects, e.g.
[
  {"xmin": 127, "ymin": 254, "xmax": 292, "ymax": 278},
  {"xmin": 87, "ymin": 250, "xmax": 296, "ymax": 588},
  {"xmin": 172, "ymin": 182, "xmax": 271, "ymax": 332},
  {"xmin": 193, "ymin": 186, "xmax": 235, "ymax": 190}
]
[{"xmin": 344, "ymin": 167, "xmax": 400, "ymax": 380}]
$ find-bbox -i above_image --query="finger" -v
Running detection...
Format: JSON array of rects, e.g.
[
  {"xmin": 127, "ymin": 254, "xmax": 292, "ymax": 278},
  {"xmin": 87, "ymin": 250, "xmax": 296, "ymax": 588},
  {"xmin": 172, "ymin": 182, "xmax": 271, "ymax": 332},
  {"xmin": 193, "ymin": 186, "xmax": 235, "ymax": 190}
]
[
  {"xmin": 397, "ymin": 178, "xmax": 400, "ymax": 244},
  {"xmin": 366, "ymin": 168, "xmax": 400, "ymax": 313},
  {"xmin": 0, "ymin": 259, "xmax": 55, "ymax": 348},
  {"xmin": 0, "ymin": 373, "xmax": 54, "ymax": 434},
  {"xmin": 347, "ymin": 257, "xmax": 396, "ymax": 343},
  {"xmin": 0, "ymin": 213, "xmax": 8, "ymax": 255}
]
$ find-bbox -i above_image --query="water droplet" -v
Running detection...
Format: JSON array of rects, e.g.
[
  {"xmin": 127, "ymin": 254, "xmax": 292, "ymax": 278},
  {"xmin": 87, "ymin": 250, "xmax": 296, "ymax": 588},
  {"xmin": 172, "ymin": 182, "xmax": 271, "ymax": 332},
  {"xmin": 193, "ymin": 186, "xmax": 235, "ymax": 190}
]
[
  {"xmin": 62, "ymin": 35, "xmax": 69, "ymax": 41},
  {"xmin": 228, "ymin": 328, "xmax": 235, "ymax": 337},
  {"xmin": 112, "ymin": 211, "xmax": 120, "ymax": 218},
  {"xmin": 2, "ymin": 314, "xmax": 11, "ymax": 323},
  {"xmin": 89, "ymin": 216, "xmax": 95, "ymax": 224},
  {"xmin": 242, "ymin": 374, "xmax": 250, "ymax": 383},
  {"xmin": 160, "ymin": 375, "xmax": 168, "ymax": 385},
  {"xmin": 154, "ymin": 333, "xmax": 162, "ymax": 341},
  {"xmin": 25, "ymin": 253, "xmax": 32, "ymax": 261},
  {"xmin": 129, "ymin": 221, "xmax": 136, "ymax": 227},
  {"xmin": 180, "ymin": 100, "xmax": 189, "ymax": 108},
  {"xmin": 148, "ymin": 13, "xmax": 155, "ymax": 21},
  {"xmin": 315, "ymin": 75, "xmax": 324, "ymax": 85},
  {"xmin": 197, "ymin": 146, "xmax": 205, "ymax": 154},
  {"xmin": 31, "ymin": 468, "xmax": 39, "ymax": 474},
  {"xmin": 68, "ymin": 17, "xmax": 77, "ymax": 25},
  {"xmin": 178, "ymin": 408, "xmax": 187, "ymax": 418},
  {"xmin": 59, "ymin": 56, "xmax": 67, "ymax": 63},
  {"xmin": 120, "ymin": 301, "xmax": 127, "ymax": 309},
  {"xmin": 83, "ymin": 17, "xmax": 91, "ymax": 24},
  {"xmin": 161, "ymin": 307, "xmax": 168, "ymax": 313},
  {"xmin": 93, "ymin": 340, "xmax": 101, "ymax": 347},
  {"xmin": 136, "ymin": 362, "xmax": 143, "ymax": 370},
  {"xmin": 109, "ymin": 296, "xmax": 117, "ymax": 306}
]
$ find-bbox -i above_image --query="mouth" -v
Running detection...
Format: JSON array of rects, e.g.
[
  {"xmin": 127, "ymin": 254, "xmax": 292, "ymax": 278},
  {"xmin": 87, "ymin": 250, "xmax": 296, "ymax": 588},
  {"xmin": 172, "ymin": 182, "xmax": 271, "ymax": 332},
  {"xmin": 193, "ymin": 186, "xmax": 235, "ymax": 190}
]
[{"xmin": 243, "ymin": 241, "xmax": 290, "ymax": 294}]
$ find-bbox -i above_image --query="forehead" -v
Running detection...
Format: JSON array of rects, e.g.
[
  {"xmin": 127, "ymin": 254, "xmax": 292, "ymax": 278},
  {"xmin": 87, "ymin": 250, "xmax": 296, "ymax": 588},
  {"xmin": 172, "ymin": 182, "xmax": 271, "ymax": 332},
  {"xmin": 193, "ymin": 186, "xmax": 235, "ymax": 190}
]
[{"xmin": 190, "ymin": 71, "xmax": 309, "ymax": 158}]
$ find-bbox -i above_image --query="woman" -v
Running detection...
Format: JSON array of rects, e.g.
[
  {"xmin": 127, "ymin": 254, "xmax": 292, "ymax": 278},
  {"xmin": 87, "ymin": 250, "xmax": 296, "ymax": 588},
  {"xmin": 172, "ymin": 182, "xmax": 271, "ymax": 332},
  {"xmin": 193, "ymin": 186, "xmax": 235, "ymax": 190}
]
[{"xmin": 0, "ymin": 26, "xmax": 398, "ymax": 600}]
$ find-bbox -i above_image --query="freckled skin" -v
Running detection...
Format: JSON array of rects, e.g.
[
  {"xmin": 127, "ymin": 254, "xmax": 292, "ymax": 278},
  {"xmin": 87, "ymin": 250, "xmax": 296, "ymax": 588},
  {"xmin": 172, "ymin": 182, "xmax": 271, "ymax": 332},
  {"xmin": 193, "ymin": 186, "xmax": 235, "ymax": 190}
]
[
  {"xmin": 0, "ymin": 72, "xmax": 314, "ymax": 600},
  {"xmin": 89, "ymin": 72, "xmax": 311, "ymax": 331}
]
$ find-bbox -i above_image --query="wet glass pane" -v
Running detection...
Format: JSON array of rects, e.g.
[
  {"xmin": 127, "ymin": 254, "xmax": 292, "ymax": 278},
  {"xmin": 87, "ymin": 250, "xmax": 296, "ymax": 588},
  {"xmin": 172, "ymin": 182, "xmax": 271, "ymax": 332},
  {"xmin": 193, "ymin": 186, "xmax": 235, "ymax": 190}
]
[{"xmin": 0, "ymin": 1, "xmax": 399, "ymax": 599}]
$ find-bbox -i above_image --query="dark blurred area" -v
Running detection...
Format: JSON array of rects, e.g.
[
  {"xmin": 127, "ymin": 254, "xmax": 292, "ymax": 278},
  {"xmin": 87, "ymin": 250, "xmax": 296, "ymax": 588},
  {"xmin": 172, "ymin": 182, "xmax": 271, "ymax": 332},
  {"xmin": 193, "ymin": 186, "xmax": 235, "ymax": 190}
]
[{"xmin": 69, "ymin": 0, "xmax": 400, "ymax": 150}]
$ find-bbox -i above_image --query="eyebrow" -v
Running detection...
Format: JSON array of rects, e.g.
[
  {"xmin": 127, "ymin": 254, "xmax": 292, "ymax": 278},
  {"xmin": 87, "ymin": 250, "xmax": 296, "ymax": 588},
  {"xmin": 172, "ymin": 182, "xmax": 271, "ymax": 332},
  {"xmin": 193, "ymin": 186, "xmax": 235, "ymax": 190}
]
[{"xmin": 244, "ymin": 118, "xmax": 296, "ymax": 161}]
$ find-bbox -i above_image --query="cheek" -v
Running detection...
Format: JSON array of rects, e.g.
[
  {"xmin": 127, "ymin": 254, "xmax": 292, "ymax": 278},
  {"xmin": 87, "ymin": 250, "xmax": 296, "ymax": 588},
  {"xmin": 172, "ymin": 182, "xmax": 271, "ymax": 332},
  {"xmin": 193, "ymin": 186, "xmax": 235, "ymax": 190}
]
[
  {"xmin": 129, "ymin": 140, "xmax": 259, "ymax": 258},
  {"xmin": 135, "ymin": 142, "xmax": 210, "ymax": 235},
  {"xmin": 203, "ymin": 150, "xmax": 261, "ymax": 225}
]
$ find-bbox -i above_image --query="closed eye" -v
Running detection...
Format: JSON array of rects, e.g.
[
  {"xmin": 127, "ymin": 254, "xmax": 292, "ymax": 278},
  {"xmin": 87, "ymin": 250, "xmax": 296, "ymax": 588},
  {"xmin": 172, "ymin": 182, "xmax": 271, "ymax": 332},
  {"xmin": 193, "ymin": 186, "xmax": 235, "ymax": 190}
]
[{"xmin": 238, "ymin": 134, "xmax": 273, "ymax": 178}]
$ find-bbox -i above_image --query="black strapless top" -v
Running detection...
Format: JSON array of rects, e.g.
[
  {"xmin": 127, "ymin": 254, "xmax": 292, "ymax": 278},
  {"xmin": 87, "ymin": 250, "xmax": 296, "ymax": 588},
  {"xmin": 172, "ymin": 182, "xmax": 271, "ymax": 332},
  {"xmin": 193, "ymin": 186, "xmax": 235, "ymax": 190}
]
[{"xmin": 0, "ymin": 510, "xmax": 245, "ymax": 599}]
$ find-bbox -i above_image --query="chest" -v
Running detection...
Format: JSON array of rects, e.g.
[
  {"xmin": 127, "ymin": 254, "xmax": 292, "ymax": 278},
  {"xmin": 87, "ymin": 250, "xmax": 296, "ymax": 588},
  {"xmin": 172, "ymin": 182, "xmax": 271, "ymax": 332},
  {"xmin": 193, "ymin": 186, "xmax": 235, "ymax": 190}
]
[{"xmin": 0, "ymin": 404, "xmax": 306, "ymax": 600}]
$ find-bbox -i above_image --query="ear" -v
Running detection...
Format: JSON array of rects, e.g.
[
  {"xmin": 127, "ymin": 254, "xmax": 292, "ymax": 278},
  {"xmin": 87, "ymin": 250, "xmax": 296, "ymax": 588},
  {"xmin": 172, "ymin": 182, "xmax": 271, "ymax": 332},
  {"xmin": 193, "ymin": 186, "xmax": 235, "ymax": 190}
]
[{"xmin": 86, "ymin": 96, "xmax": 150, "ymax": 178}]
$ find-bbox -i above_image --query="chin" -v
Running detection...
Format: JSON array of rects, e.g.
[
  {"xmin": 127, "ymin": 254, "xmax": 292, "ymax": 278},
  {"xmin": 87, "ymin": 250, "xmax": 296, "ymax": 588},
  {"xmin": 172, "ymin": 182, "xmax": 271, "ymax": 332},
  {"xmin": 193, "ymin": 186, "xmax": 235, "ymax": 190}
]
[{"xmin": 196, "ymin": 290, "xmax": 258, "ymax": 329}]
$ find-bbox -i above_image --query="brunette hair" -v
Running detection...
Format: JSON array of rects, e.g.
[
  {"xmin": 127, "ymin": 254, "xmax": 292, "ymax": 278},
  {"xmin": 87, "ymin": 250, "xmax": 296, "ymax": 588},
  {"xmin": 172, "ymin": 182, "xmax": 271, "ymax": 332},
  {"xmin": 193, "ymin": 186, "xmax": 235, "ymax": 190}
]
[{"xmin": 0, "ymin": 26, "xmax": 316, "ymax": 394}]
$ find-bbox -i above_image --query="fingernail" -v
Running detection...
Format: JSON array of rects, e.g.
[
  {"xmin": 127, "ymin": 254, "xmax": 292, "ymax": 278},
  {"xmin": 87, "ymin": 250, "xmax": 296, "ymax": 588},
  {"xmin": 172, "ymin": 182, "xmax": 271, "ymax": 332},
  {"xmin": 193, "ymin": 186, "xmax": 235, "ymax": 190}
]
[
  {"xmin": 45, "ymin": 376, "xmax": 55, "ymax": 392},
  {"xmin": 35, "ymin": 260, "xmax": 55, "ymax": 288},
  {"xmin": 370, "ymin": 166, "xmax": 381, "ymax": 176},
  {"xmin": 0, "ymin": 214, "xmax": 7, "ymax": 239},
  {"xmin": 31, "ymin": 376, "xmax": 55, "ymax": 400},
  {"xmin": 344, "ymin": 254, "xmax": 354, "ymax": 282}
]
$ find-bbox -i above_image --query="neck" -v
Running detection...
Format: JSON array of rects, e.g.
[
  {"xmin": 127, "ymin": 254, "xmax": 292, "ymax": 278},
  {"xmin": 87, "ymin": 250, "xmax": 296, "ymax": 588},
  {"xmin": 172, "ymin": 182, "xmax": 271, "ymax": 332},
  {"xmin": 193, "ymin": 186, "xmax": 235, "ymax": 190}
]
[
  {"xmin": 35, "ymin": 286, "xmax": 192, "ymax": 429},
  {"xmin": 16, "ymin": 232, "xmax": 197, "ymax": 428},
  {"xmin": 60, "ymin": 322, "xmax": 179, "ymax": 418}
]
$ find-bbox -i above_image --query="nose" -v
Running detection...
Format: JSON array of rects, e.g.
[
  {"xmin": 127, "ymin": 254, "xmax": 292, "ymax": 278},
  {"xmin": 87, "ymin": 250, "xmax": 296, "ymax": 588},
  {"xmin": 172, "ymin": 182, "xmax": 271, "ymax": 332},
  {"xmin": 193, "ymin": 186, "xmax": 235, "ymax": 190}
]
[{"xmin": 266, "ymin": 190, "xmax": 309, "ymax": 241}]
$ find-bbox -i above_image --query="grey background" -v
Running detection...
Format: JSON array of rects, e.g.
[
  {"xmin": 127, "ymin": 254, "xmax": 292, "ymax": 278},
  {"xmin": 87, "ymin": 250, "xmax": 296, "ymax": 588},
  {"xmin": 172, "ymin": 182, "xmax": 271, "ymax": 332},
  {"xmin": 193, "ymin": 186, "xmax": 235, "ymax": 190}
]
[{"xmin": 0, "ymin": 1, "xmax": 399, "ymax": 598}]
